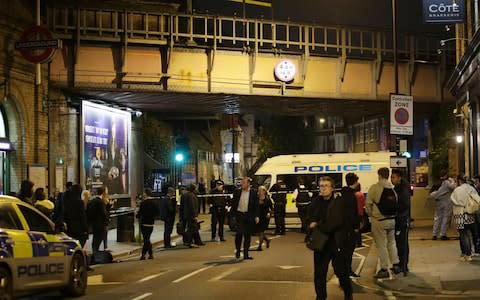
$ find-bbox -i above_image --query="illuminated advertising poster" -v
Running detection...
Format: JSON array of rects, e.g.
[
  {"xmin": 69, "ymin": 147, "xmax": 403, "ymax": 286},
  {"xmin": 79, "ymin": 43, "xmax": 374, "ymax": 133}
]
[{"xmin": 82, "ymin": 101, "xmax": 131, "ymax": 196}]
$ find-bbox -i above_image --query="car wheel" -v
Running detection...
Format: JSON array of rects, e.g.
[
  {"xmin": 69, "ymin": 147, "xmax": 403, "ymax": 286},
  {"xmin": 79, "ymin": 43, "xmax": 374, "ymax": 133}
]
[
  {"xmin": 0, "ymin": 267, "xmax": 13, "ymax": 300},
  {"xmin": 61, "ymin": 253, "xmax": 87, "ymax": 297}
]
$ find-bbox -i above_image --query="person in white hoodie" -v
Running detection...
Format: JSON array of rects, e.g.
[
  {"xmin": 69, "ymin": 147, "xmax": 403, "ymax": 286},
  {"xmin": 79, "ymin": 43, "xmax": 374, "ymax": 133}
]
[
  {"xmin": 450, "ymin": 175, "xmax": 480, "ymax": 261},
  {"xmin": 366, "ymin": 167, "xmax": 400, "ymax": 279}
]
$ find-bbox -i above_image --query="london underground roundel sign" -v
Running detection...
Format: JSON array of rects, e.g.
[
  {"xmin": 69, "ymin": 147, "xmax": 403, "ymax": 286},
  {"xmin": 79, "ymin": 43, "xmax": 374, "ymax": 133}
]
[
  {"xmin": 274, "ymin": 60, "xmax": 296, "ymax": 82},
  {"xmin": 15, "ymin": 26, "xmax": 60, "ymax": 64}
]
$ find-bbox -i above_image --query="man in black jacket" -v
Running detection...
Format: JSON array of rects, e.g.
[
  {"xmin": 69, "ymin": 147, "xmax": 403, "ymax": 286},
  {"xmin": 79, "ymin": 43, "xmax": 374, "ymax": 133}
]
[
  {"xmin": 308, "ymin": 176, "xmax": 353, "ymax": 300},
  {"xmin": 231, "ymin": 177, "xmax": 259, "ymax": 260},
  {"xmin": 391, "ymin": 169, "xmax": 411, "ymax": 276},
  {"xmin": 270, "ymin": 178, "xmax": 288, "ymax": 235},
  {"xmin": 137, "ymin": 188, "xmax": 160, "ymax": 259},
  {"xmin": 180, "ymin": 184, "xmax": 204, "ymax": 247},
  {"xmin": 341, "ymin": 173, "xmax": 361, "ymax": 278},
  {"xmin": 87, "ymin": 186, "xmax": 109, "ymax": 255},
  {"xmin": 162, "ymin": 187, "xmax": 177, "ymax": 248}
]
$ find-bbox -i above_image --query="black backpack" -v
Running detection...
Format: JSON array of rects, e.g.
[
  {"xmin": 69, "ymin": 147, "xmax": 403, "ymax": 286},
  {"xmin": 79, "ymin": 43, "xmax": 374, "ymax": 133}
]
[{"xmin": 376, "ymin": 188, "xmax": 398, "ymax": 217}]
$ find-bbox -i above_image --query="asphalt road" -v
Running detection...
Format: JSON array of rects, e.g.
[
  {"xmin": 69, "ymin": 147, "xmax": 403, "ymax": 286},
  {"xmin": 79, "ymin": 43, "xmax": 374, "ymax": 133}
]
[{"xmin": 20, "ymin": 229, "xmax": 383, "ymax": 300}]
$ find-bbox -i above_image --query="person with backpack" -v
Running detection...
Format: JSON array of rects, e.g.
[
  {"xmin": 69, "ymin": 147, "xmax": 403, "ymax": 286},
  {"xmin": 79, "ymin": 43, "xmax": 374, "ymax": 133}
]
[
  {"xmin": 450, "ymin": 175, "xmax": 480, "ymax": 261},
  {"xmin": 391, "ymin": 169, "xmax": 411, "ymax": 276},
  {"xmin": 366, "ymin": 167, "xmax": 401, "ymax": 279}
]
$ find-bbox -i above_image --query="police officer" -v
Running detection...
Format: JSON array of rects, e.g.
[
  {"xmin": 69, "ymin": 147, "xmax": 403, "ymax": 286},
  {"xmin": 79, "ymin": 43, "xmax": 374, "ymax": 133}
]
[
  {"xmin": 293, "ymin": 179, "xmax": 312, "ymax": 234},
  {"xmin": 271, "ymin": 178, "xmax": 287, "ymax": 235},
  {"xmin": 209, "ymin": 180, "xmax": 228, "ymax": 242}
]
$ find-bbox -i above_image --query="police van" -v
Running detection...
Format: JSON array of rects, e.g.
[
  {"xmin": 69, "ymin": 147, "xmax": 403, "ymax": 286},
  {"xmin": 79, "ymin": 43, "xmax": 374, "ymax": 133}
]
[
  {"xmin": 0, "ymin": 196, "xmax": 88, "ymax": 299},
  {"xmin": 253, "ymin": 152, "xmax": 395, "ymax": 214}
]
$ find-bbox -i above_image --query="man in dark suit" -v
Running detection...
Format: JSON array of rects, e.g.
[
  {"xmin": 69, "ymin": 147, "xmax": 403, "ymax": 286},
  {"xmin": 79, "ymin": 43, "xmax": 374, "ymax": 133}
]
[{"xmin": 231, "ymin": 177, "xmax": 260, "ymax": 260}]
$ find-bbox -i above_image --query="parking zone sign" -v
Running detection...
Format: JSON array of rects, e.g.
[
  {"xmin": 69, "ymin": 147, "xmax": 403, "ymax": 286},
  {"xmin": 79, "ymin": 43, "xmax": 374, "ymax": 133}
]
[{"xmin": 390, "ymin": 94, "xmax": 413, "ymax": 135}]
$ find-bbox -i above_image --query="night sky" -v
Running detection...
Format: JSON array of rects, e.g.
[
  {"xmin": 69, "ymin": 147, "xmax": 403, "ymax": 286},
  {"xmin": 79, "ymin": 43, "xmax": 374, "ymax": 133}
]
[{"xmin": 189, "ymin": 0, "xmax": 445, "ymax": 34}]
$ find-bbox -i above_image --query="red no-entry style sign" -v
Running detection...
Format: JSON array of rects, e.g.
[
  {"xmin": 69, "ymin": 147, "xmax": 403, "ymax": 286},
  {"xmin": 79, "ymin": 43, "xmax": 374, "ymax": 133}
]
[
  {"xmin": 15, "ymin": 26, "xmax": 60, "ymax": 64},
  {"xmin": 390, "ymin": 94, "xmax": 413, "ymax": 135}
]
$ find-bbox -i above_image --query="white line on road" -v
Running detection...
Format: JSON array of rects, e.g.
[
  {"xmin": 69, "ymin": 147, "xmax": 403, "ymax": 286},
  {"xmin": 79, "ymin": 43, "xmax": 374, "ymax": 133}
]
[
  {"xmin": 209, "ymin": 267, "xmax": 239, "ymax": 282},
  {"xmin": 137, "ymin": 270, "xmax": 170, "ymax": 283},
  {"xmin": 383, "ymin": 290, "xmax": 397, "ymax": 300},
  {"xmin": 172, "ymin": 265, "xmax": 215, "ymax": 283},
  {"xmin": 131, "ymin": 292, "xmax": 153, "ymax": 300}
]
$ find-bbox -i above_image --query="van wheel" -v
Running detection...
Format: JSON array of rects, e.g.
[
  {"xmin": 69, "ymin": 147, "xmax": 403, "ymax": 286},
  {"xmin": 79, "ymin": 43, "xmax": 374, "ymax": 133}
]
[
  {"xmin": 61, "ymin": 254, "xmax": 87, "ymax": 297},
  {"xmin": 0, "ymin": 267, "xmax": 13, "ymax": 300}
]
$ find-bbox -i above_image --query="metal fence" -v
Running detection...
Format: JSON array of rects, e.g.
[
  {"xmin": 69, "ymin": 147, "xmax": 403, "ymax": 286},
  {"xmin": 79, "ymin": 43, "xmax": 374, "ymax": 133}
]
[{"xmin": 46, "ymin": 6, "xmax": 448, "ymax": 61}]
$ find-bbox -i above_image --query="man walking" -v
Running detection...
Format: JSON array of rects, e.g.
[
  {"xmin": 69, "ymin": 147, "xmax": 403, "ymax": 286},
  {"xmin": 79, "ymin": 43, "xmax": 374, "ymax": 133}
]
[
  {"xmin": 231, "ymin": 177, "xmax": 259, "ymax": 260},
  {"xmin": 391, "ymin": 169, "xmax": 411, "ymax": 276},
  {"xmin": 180, "ymin": 184, "xmax": 205, "ymax": 247},
  {"xmin": 209, "ymin": 180, "xmax": 228, "ymax": 242},
  {"xmin": 366, "ymin": 167, "xmax": 400, "ymax": 279},
  {"xmin": 341, "ymin": 173, "xmax": 361, "ymax": 278},
  {"xmin": 137, "ymin": 188, "xmax": 159, "ymax": 259},
  {"xmin": 308, "ymin": 176, "xmax": 353, "ymax": 300},
  {"xmin": 430, "ymin": 170, "xmax": 455, "ymax": 240}
]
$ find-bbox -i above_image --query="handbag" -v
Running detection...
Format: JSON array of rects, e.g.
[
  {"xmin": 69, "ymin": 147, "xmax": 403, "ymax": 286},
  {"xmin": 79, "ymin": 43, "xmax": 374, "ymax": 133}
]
[
  {"xmin": 176, "ymin": 222, "xmax": 185, "ymax": 235},
  {"xmin": 305, "ymin": 227, "xmax": 329, "ymax": 251},
  {"xmin": 465, "ymin": 191, "xmax": 480, "ymax": 214}
]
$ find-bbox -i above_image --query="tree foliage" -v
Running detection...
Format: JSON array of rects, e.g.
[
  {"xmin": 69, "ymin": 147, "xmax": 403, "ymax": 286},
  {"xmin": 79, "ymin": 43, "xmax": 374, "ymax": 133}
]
[
  {"xmin": 256, "ymin": 116, "xmax": 314, "ymax": 157},
  {"xmin": 430, "ymin": 102, "xmax": 455, "ymax": 179},
  {"xmin": 142, "ymin": 116, "xmax": 173, "ymax": 163}
]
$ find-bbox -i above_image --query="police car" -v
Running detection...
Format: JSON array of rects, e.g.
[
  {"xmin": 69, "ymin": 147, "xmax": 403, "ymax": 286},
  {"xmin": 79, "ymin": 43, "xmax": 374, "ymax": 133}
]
[{"xmin": 0, "ymin": 196, "xmax": 88, "ymax": 299}]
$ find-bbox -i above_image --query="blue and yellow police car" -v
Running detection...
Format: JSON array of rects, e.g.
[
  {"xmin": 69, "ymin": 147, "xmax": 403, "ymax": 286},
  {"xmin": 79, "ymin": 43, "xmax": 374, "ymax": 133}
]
[{"xmin": 0, "ymin": 195, "xmax": 88, "ymax": 299}]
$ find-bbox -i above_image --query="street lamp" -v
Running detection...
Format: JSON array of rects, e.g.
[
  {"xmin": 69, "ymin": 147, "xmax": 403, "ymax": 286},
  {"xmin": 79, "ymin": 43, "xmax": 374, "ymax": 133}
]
[
  {"xmin": 175, "ymin": 153, "xmax": 184, "ymax": 162},
  {"xmin": 440, "ymin": 38, "xmax": 469, "ymax": 47},
  {"xmin": 456, "ymin": 135, "xmax": 463, "ymax": 143}
]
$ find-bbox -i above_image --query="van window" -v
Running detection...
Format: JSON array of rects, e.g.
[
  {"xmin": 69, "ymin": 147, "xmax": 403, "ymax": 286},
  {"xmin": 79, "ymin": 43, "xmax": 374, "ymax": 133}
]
[
  {"xmin": 279, "ymin": 174, "xmax": 343, "ymax": 192},
  {"xmin": 253, "ymin": 175, "xmax": 271, "ymax": 189}
]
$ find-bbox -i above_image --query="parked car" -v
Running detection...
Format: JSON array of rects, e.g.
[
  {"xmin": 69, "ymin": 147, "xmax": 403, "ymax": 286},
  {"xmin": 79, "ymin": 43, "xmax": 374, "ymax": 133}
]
[{"xmin": 0, "ymin": 195, "xmax": 88, "ymax": 299}]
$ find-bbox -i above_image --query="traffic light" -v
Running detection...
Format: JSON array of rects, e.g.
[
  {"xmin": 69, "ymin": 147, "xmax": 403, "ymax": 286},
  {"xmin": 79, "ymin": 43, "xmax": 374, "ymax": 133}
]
[
  {"xmin": 175, "ymin": 153, "xmax": 184, "ymax": 162},
  {"xmin": 174, "ymin": 136, "xmax": 190, "ymax": 163}
]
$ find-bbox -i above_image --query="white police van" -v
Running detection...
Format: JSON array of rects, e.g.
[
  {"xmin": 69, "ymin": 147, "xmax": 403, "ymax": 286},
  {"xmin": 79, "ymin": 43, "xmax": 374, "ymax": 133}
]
[
  {"xmin": 253, "ymin": 152, "xmax": 395, "ymax": 213},
  {"xmin": 0, "ymin": 196, "xmax": 88, "ymax": 299}
]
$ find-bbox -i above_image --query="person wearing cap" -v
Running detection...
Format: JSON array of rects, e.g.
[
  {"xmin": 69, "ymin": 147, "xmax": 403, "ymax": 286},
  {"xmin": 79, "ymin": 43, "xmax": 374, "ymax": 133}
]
[
  {"xmin": 270, "ymin": 178, "xmax": 288, "ymax": 235},
  {"xmin": 209, "ymin": 180, "xmax": 228, "ymax": 242}
]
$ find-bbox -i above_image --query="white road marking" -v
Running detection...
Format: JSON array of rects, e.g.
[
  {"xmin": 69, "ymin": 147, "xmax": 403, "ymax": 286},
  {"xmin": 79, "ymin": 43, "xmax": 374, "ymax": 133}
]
[
  {"xmin": 384, "ymin": 290, "xmax": 397, "ymax": 300},
  {"xmin": 137, "ymin": 270, "xmax": 170, "ymax": 283},
  {"xmin": 131, "ymin": 292, "xmax": 153, "ymax": 300},
  {"xmin": 209, "ymin": 267, "xmax": 239, "ymax": 282},
  {"xmin": 353, "ymin": 252, "xmax": 366, "ymax": 276},
  {"xmin": 278, "ymin": 265, "xmax": 302, "ymax": 270},
  {"xmin": 172, "ymin": 265, "xmax": 215, "ymax": 283},
  {"xmin": 88, "ymin": 274, "xmax": 123, "ymax": 286},
  {"xmin": 220, "ymin": 255, "xmax": 235, "ymax": 258}
]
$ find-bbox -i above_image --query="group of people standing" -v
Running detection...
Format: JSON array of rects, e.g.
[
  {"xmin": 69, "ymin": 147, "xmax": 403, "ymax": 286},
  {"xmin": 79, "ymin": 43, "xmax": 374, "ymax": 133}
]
[
  {"xmin": 430, "ymin": 171, "xmax": 480, "ymax": 261},
  {"xmin": 306, "ymin": 168, "xmax": 411, "ymax": 300},
  {"xmin": 15, "ymin": 179, "xmax": 115, "ymax": 261}
]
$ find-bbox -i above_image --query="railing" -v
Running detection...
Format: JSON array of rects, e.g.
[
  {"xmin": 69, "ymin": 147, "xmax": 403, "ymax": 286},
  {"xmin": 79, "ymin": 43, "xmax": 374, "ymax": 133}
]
[{"xmin": 46, "ymin": 6, "xmax": 448, "ymax": 62}]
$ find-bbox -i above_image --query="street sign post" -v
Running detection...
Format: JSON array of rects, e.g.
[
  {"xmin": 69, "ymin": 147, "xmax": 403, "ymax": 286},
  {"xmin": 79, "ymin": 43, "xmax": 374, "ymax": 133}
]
[
  {"xmin": 390, "ymin": 156, "xmax": 408, "ymax": 168},
  {"xmin": 390, "ymin": 94, "xmax": 413, "ymax": 135}
]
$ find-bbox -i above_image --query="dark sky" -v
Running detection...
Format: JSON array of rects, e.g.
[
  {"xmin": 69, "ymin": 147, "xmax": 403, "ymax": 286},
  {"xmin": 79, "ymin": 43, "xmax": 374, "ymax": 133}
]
[{"xmin": 190, "ymin": 0, "xmax": 444, "ymax": 34}]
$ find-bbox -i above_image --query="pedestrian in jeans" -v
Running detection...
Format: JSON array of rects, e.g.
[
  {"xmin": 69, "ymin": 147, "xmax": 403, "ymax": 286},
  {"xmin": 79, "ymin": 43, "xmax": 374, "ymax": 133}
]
[
  {"xmin": 366, "ymin": 167, "xmax": 400, "ymax": 279},
  {"xmin": 430, "ymin": 170, "xmax": 455, "ymax": 240},
  {"xmin": 450, "ymin": 175, "xmax": 480, "ymax": 261},
  {"xmin": 137, "ymin": 188, "xmax": 159, "ymax": 259}
]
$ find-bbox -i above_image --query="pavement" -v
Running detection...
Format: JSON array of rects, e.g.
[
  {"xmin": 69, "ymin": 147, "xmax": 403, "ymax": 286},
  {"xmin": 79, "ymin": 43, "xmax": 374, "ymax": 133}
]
[{"xmin": 85, "ymin": 215, "xmax": 480, "ymax": 298}]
